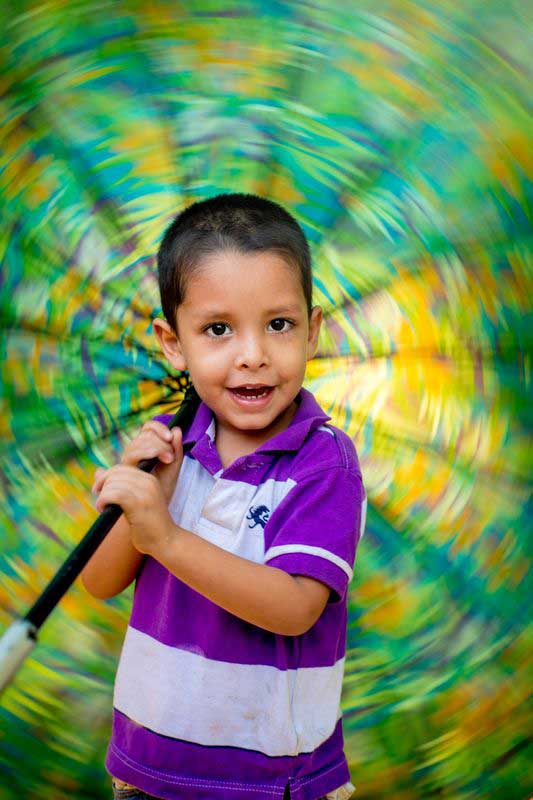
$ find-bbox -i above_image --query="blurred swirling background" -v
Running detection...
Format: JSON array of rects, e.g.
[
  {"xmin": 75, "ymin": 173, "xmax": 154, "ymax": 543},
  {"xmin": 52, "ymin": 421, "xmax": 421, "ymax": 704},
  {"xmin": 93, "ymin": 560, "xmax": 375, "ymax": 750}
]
[{"xmin": 0, "ymin": 1, "xmax": 531, "ymax": 798}]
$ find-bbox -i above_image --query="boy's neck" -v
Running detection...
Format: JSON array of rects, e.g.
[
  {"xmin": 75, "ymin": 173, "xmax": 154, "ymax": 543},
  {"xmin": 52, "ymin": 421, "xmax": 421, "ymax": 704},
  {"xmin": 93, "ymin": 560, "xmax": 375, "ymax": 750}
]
[{"xmin": 214, "ymin": 397, "xmax": 300, "ymax": 469}]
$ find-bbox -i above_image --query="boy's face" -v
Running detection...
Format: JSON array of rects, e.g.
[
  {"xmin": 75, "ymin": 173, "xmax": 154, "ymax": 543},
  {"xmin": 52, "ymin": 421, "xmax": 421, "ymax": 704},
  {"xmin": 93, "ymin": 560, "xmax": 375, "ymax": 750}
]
[{"xmin": 153, "ymin": 249, "xmax": 322, "ymax": 449}]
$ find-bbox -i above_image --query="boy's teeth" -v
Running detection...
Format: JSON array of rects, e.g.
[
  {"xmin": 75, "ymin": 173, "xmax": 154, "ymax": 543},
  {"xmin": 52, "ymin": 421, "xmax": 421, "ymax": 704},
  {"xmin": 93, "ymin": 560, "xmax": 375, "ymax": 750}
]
[{"xmin": 233, "ymin": 387, "xmax": 270, "ymax": 398}]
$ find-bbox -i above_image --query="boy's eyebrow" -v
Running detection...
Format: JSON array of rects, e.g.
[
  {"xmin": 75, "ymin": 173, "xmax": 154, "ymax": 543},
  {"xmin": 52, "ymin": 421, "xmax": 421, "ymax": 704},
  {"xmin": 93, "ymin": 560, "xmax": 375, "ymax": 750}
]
[{"xmin": 192, "ymin": 304, "xmax": 303, "ymax": 319}]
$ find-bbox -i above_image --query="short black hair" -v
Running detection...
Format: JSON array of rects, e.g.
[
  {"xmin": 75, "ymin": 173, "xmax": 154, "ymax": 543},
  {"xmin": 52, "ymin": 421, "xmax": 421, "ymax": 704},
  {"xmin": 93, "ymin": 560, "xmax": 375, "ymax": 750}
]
[{"xmin": 156, "ymin": 192, "xmax": 313, "ymax": 334}]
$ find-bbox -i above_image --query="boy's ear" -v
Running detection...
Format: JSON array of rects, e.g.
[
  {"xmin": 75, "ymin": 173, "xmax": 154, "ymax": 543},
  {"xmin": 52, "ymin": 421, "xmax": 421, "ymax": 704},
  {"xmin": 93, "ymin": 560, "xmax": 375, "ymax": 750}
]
[
  {"xmin": 152, "ymin": 317, "xmax": 187, "ymax": 372},
  {"xmin": 306, "ymin": 305, "xmax": 323, "ymax": 360}
]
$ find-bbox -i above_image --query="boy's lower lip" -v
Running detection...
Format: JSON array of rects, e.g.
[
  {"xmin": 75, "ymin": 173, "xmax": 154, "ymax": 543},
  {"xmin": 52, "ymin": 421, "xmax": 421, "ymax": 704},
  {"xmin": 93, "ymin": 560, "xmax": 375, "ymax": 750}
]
[{"xmin": 227, "ymin": 386, "xmax": 275, "ymax": 408}]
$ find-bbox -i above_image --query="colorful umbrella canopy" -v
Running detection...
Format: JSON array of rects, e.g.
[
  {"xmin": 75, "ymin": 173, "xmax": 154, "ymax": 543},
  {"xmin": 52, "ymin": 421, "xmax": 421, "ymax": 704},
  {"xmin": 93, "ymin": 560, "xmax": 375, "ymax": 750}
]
[{"xmin": 0, "ymin": 1, "xmax": 531, "ymax": 798}]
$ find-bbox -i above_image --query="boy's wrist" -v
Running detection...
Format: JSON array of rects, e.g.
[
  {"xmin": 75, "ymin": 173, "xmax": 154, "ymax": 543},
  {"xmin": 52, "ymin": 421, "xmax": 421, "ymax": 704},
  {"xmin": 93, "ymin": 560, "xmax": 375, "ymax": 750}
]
[{"xmin": 147, "ymin": 517, "xmax": 181, "ymax": 562}]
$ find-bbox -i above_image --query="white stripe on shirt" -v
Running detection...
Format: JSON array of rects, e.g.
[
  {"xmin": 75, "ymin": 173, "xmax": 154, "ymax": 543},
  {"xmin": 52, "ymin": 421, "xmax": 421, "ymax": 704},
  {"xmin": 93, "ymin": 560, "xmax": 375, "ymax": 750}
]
[
  {"xmin": 114, "ymin": 626, "xmax": 344, "ymax": 757},
  {"xmin": 264, "ymin": 544, "xmax": 354, "ymax": 580}
]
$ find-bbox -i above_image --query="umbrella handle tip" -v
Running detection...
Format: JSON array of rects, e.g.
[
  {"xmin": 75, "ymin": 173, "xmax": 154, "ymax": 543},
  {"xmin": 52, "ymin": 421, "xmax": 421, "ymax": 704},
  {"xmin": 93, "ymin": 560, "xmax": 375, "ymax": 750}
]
[{"xmin": 0, "ymin": 619, "xmax": 38, "ymax": 695}]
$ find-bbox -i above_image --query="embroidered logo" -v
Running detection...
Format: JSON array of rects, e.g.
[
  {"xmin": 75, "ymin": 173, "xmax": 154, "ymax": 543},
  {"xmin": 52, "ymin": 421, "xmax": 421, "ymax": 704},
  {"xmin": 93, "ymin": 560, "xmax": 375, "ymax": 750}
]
[{"xmin": 246, "ymin": 504, "xmax": 270, "ymax": 529}]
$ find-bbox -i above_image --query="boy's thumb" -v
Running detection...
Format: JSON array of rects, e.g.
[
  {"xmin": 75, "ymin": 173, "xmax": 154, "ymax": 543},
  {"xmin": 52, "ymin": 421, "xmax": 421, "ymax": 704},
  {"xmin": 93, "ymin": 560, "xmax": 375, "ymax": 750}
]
[{"xmin": 156, "ymin": 429, "xmax": 184, "ymax": 500}]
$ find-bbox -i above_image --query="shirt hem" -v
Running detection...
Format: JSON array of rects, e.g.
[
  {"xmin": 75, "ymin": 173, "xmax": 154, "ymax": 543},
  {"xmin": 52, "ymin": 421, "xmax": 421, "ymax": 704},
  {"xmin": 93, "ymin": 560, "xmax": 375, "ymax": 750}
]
[
  {"xmin": 106, "ymin": 741, "xmax": 351, "ymax": 800},
  {"xmin": 106, "ymin": 742, "xmax": 286, "ymax": 799},
  {"xmin": 289, "ymin": 757, "xmax": 352, "ymax": 800}
]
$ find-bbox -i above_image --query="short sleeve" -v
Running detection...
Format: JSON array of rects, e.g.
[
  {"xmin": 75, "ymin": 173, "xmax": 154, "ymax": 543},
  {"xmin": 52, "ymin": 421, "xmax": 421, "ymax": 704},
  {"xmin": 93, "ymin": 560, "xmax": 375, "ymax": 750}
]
[{"xmin": 263, "ymin": 468, "xmax": 366, "ymax": 602}]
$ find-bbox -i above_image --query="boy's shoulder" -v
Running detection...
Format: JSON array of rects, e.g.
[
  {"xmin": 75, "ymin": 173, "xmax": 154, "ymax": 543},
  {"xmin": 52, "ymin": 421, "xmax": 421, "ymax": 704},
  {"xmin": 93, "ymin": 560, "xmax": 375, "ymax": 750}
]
[{"xmin": 290, "ymin": 419, "xmax": 362, "ymax": 482}]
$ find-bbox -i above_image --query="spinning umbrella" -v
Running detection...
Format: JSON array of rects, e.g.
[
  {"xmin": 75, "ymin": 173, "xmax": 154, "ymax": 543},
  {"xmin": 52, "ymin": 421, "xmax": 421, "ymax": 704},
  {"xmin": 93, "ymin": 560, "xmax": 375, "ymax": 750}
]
[{"xmin": 0, "ymin": 1, "xmax": 531, "ymax": 798}]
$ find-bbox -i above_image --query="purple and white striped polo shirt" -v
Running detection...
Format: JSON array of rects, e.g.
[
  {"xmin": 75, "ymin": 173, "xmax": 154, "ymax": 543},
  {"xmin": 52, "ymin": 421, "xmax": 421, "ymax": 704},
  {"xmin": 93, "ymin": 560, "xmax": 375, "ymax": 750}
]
[{"xmin": 105, "ymin": 387, "xmax": 367, "ymax": 800}]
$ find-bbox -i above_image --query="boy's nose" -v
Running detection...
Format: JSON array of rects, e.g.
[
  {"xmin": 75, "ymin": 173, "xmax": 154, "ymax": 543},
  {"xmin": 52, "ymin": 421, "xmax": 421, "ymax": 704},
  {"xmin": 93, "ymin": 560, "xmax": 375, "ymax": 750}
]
[{"xmin": 234, "ymin": 336, "xmax": 269, "ymax": 369}]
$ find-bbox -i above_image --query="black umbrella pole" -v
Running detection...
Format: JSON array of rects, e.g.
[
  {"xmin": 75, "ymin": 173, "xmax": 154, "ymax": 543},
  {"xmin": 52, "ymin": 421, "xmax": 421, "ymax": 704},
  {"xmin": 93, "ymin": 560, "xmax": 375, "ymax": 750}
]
[{"xmin": 0, "ymin": 383, "xmax": 201, "ymax": 695}]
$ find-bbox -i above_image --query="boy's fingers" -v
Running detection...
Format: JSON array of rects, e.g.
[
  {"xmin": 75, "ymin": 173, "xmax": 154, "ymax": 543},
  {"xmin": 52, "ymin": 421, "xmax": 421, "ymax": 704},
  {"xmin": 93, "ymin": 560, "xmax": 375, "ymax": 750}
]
[
  {"xmin": 123, "ymin": 439, "xmax": 170, "ymax": 465},
  {"xmin": 141, "ymin": 420, "xmax": 174, "ymax": 442},
  {"xmin": 142, "ymin": 421, "xmax": 183, "ymax": 447},
  {"xmin": 122, "ymin": 425, "xmax": 182, "ymax": 465},
  {"xmin": 156, "ymin": 429, "xmax": 183, "ymax": 463},
  {"xmin": 168, "ymin": 427, "xmax": 183, "ymax": 448},
  {"xmin": 94, "ymin": 427, "xmax": 183, "ymax": 493},
  {"xmin": 91, "ymin": 467, "xmax": 106, "ymax": 493}
]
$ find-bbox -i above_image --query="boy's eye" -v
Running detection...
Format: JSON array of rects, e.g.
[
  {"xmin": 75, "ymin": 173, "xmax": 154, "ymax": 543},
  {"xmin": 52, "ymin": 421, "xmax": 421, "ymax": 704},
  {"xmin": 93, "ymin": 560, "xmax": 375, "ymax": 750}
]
[
  {"xmin": 205, "ymin": 322, "xmax": 229, "ymax": 337},
  {"xmin": 268, "ymin": 318, "xmax": 293, "ymax": 333}
]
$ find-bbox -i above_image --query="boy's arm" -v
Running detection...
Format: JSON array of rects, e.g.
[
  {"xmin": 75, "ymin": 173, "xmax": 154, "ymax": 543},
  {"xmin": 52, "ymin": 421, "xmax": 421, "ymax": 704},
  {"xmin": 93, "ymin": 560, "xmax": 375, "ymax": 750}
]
[
  {"xmin": 89, "ymin": 456, "xmax": 358, "ymax": 632},
  {"xmin": 80, "ymin": 516, "xmax": 144, "ymax": 600},
  {"xmin": 152, "ymin": 523, "xmax": 331, "ymax": 636}
]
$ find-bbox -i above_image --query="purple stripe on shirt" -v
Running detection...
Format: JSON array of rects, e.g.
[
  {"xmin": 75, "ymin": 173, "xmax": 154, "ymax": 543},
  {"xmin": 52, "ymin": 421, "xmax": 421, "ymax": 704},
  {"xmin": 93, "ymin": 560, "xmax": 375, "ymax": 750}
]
[{"xmin": 129, "ymin": 557, "xmax": 347, "ymax": 668}]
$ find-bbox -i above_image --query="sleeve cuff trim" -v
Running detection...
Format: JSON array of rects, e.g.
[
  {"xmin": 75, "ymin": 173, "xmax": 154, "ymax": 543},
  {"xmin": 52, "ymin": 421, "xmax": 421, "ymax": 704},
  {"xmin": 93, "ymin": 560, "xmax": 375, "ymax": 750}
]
[{"xmin": 264, "ymin": 544, "xmax": 353, "ymax": 580}]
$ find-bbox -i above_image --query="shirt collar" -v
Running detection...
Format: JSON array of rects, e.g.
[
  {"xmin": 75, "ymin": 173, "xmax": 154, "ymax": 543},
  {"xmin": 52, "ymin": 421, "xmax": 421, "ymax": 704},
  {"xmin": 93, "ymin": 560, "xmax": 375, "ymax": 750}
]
[{"xmin": 182, "ymin": 387, "xmax": 331, "ymax": 455}]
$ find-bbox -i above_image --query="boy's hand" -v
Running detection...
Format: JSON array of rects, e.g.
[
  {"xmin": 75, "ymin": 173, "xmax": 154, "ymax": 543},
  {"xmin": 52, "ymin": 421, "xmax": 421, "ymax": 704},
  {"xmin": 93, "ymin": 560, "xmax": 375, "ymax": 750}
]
[
  {"xmin": 120, "ymin": 420, "xmax": 184, "ymax": 505},
  {"xmin": 91, "ymin": 421, "xmax": 183, "ymax": 555}
]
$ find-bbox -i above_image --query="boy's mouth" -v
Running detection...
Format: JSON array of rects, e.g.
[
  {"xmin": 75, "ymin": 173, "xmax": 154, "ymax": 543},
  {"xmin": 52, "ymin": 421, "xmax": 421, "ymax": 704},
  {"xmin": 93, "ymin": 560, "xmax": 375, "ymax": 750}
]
[{"xmin": 228, "ymin": 385, "xmax": 274, "ymax": 402}]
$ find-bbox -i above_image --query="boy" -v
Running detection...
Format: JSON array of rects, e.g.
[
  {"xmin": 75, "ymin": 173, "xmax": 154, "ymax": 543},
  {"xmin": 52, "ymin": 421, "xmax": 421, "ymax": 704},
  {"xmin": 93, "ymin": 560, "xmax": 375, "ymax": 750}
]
[{"xmin": 82, "ymin": 193, "xmax": 366, "ymax": 800}]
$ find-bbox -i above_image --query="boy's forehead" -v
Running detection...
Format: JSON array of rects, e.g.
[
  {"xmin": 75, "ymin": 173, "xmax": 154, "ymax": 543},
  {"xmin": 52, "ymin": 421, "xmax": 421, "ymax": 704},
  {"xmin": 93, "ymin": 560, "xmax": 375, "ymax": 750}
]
[{"xmin": 180, "ymin": 250, "xmax": 307, "ymax": 318}]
